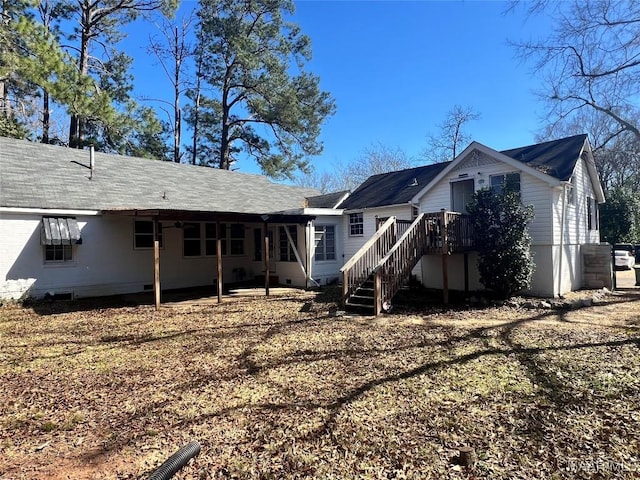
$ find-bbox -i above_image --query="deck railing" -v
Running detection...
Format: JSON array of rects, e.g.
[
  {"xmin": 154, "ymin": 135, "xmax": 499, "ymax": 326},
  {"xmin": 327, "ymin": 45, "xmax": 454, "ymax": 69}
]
[
  {"xmin": 340, "ymin": 216, "xmax": 398, "ymax": 304},
  {"xmin": 341, "ymin": 211, "xmax": 474, "ymax": 313}
]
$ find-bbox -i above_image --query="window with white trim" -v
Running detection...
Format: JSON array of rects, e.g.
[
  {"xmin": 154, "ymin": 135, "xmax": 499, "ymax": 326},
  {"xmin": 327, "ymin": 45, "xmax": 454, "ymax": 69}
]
[
  {"xmin": 490, "ymin": 172, "xmax": 520, "ymax": 195},
  {"xmin": 134, "ymin": 220, "xmax": 163, "ymax": 249},
  {"xmin": 45, "ymin": 244, "xmax": 73, "ymax": 262},
  {"xmin": 314, "ymin": 225, "xmax": 336, "ymax": 261},
  {"xmin": 279, "ymin": 225, "xmax": 298, "ymax": 262},
  {"xmin": 566, "ymin": 176, "xmax": 576, "ymax": 206},
  {"xmin": 205, "ymin": 223, "xmax": 218, "ymax": 256},
  {"xmin": 349, "ymin": 212, "xmax": 364, "ymax": 236},
  {"xmin": 183, "ymin": 222, "xmax": 201, "ymax": 257},
  {"xmin": 587, "ymin": 197, "xmax": 598, "ymax": 230}
]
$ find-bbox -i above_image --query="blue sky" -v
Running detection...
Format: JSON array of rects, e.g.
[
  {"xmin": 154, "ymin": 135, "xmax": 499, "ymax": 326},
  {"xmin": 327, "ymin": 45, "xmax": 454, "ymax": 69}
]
[{"xmin": 124, "ymin": 1, "xmax": 553, "ymax": 176}]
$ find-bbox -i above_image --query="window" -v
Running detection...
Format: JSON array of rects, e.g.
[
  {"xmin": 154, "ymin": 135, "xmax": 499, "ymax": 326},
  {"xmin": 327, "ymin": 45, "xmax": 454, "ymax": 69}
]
[
  {"xmin": 587, "ymin": 197, "xmax": 598, "ymax": 230},
  {"xmin": 134, "ymin": 220, "xmax": 163, "ymax": 249},
  {"xmin": 254, "ymin": 228, "xmax": 275, "ymax": 261},
  {"xmin": 490, "ymin": 172, "xmax": 520, "ymax": 195},
  {"xmin": 183, "ymin": 222, "xmax": 201, "ymax": 256},
  {"xmin": 279, "ymin": 225, "xmax": 298, "ymax": 262},
  {"xmin": 566, "ymin": 176, "xmax": 576, "ymax": 206},
  {"xmin": 349, "ymin": 212, "xmax": 364, "ymax": 236},
  {"xmin": 229, "ymin": 224, "xmax": 245, "ymax": 255},
  {"xmin": 412, "ymin": 206, "xmax": 419, "ymax": 219},
  {"xmin": 314, "ymin": 225, "xmax": 336, "ymax": 261},
  {"xmin": 45, "ymin": 244, "xmax": 72, "ymax": 262},
  {"xmin": 205, "ymin": 223, "xmax": 218, "ymax": 256}
]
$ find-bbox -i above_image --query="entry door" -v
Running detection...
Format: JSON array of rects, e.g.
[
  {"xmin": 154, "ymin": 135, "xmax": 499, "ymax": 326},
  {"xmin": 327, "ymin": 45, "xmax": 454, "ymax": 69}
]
[{"xmin": 451, "ymin": 179, "xmax": 475, "ymax": 214}]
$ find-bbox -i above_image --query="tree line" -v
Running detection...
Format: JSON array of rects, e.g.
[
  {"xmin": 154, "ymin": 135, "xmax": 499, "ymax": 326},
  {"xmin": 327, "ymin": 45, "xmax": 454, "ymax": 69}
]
[{"xmin": 0, "ymin": 0, "xmax": 335, "ymax": 179}]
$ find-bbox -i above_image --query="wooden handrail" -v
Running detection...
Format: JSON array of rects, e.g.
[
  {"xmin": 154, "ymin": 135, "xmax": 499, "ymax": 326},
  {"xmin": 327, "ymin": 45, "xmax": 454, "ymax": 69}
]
[
  {"xmin": 340, "ymin": 216, "xmax": 396, "ymax": 273},
  {"xmin": 341, "ymin": 216, "xmax": 397, "ymax": 305}
]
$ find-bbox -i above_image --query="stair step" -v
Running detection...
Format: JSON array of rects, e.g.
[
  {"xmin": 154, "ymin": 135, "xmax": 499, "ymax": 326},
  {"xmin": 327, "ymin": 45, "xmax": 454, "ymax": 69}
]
[{"xmin": 346, "ymin": 296, "xmax": 374, "ymax": 307}]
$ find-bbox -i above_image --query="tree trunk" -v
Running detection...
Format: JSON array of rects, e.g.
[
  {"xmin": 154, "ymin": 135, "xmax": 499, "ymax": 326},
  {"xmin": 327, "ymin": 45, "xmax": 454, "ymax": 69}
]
[
  {"xmin": 173, "ymin": 26, "xmax": 180, "ymax": 163},
  {"xmin": 69, "ymin": 2, "xmax": 92, "ymax": 147},
  {"xmin": 42, "ymin": 88, "xmax": 50, "ymax": 143},
  {"xmin": 191, "ymin": 48, "xmax": 203, "ymax": 165}
]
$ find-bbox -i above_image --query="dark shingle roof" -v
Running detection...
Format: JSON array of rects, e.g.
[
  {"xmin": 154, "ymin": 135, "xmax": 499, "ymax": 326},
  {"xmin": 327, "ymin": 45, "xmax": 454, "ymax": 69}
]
[
  {"xmin": 340, "ymin": 135, "xmax": 588, "ymax": 210},
  {"xmin": 500, "ymin": 134, "xmax": 587, "ymax": 181},
  {"xmin": 306, "ymin": 190, "xmax": 349, "ymax": 209},
  {"xmin": 339, "ymin": 162, "xmax": 450, "ymax": 210},
  {"xmin": 0, "ymin": 137, "xmax": 319, "ymax": 213}
]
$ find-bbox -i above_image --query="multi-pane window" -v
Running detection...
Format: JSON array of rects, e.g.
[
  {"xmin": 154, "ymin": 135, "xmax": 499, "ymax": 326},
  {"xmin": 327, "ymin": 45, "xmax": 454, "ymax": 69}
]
[
  {"xmin": 186, "ymin": 222, "xmax": 245, "ymax": 257},
  {"xmin": 490, "ymin": 172, "xmax": 520, "ymax": 195},
  {"xmin": 134, "ymin": 220, "xmax": 163, "ymax": 249},
  {"xmin": 349, "ymin": 212, "xmax": 364, "ymax": 236},
  {"xmin": 314, "ymin": 225, "xmax": 336, "ymax": 261},
  {"xmin": 205, "ymin": 223, "xmax": 218, "ymax": 255},
  {"xmin": 279, "ymin": 225, "xmax": 298, "ymax": 262},
  {"xmin": 254, "ymin": 228, "xmax": 274, "ymax": 261},
  {"xmin": 183, "ymin": 222, "xmax": 201, "ymax": 257},
  {"xmin": 45, "ymin": 244, "xmax": 72, "ymax": 262},
  {"xmin": 229, "ymin": 224, "xmax": 245, "ymax": 255}
]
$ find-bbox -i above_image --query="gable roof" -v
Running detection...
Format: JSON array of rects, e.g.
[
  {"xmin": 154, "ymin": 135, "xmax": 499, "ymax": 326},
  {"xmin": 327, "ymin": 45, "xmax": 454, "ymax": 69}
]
[
  {"xmin": 341, "ymin": 135, "xmax": 598, "ymax": 211},
  {"xmin": 0, "ymin": 137, "xmax": 319, "ymax": 215},
  {"xmin": 339, "ymin": 162, "xmax": 450, "ymax": 210},
  {"xmin": 500, "ymin": 134, "xmax": 588, "ymax": 181},
  {"xmin": 306, "ymin": 190, "xmax": 350, "ymax": 209}
]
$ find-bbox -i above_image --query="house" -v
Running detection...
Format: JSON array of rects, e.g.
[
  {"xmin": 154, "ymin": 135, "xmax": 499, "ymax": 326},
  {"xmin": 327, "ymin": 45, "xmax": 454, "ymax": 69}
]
[
  {"xmin": 339, "ymin": 134, "xmax": 607, "ymax": 312},
  {"xmin": 0, "ymin": 137, "xmax": 344, "ymax": 304}
]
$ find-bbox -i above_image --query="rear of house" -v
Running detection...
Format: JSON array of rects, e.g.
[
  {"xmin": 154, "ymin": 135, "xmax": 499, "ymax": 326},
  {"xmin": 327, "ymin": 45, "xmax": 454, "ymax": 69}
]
[
  {"xmin": 0, "ymin": 137, "xmax": 343, "ymax": 301},
  {"xmin": 340, "ymin": 135, "xmax": 606, "ymax": 306}
]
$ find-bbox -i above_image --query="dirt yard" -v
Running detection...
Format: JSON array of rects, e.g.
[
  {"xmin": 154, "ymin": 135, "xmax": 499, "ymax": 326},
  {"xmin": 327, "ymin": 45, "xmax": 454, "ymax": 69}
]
[{"xmin": 0, "ymin": 285, "xmax": 639, "ymax": 479}]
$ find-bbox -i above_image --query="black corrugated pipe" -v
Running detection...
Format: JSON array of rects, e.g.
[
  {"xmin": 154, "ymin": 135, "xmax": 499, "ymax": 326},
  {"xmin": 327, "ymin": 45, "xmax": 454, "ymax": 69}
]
[{"xmin": 147, "ymin": 441, "xmax": 201, "ymax": 480}]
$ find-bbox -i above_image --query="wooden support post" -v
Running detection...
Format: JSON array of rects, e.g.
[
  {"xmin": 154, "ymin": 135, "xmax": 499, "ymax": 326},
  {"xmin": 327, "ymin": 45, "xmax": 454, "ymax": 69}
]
[
  {"xmin": 373, "ymin": 271, "xmax": 382, "ymax": 315},
  {"xmin": 441, "ymin": 211, "xmax": 449, "ymax": 305},
  {"xmin": 153, "ymin": 217, "xmax": 161, "ymax": 310},
  {"xmin": 264, "ymin": 222, "xmax": 270, "ymax": 296},
  {"xmin": 216, "ymin": 221, "xmax": 222, "ymax": 303}
]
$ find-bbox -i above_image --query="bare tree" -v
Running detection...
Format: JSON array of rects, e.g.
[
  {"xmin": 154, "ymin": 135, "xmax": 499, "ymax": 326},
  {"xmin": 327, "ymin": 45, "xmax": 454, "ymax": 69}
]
[
  {"xmin": 294, "ymin": 166, "xmax": 345, "ymax": 194},
  {"xmin": 147, "ymin": 11, "xmax": 195, "ymax": 163},
  {"xmin": 343, "ymin": 142, "xmax": 414, "ymax": 190},
  {"xmin": 423, "ymin": 105, "xmax": 480, "ymax": 163},
  {"xmin": 512, "ymin": 0, "xmax": 640, "ymax": 143}
]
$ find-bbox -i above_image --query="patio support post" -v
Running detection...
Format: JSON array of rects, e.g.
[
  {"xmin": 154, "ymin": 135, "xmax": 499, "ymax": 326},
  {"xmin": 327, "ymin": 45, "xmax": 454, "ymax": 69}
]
[
  {"xmin": 153, "ymin": 217, "xmax": 161, "ymax": 309},
  {"xmin": 216, "ymin": 221, "xmax": 222, "ymax": 303},
  {"xmin": 264, "ymin": 221, "xmax": 270, "ymax": 296}
]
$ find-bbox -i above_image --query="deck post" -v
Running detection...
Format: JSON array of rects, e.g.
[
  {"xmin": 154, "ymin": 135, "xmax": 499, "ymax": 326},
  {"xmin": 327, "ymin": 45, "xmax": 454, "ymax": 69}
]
[
  {"xmin": 441, "ymin": 210, "xmax": 449, "ymax": 305},
  {"xmin": 373, "ymin": 271, "xmax": 382, "ymax": 315},
  {"xmin": 264, "ymin": 221, "xmax": 270, "ymax": 296},
  {"xmin": 153, "ymin": 217, "xmax": 161, "ymax": 310},
  {"xmin": 216, "ymin": 221, "xmax": 222, "ymax": 303}
]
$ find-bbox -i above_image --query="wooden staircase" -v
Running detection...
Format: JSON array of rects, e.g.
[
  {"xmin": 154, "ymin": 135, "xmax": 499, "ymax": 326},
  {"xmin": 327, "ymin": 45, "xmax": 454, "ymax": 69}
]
[{"xmin": 340, "ymin": 212, "xmax": 473, "ymax": 315}]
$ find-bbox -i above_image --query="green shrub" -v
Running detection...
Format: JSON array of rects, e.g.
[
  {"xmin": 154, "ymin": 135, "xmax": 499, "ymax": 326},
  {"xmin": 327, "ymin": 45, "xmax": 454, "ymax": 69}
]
[{"xmin": 467, "ymin": 189, "xmax": 535, "ymax": 298}]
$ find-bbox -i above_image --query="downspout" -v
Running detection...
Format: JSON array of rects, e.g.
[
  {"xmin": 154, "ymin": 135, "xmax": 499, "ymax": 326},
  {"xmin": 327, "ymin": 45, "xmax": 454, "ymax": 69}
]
[{"xmin": 558, "ymin": 183, "xmax": 567, "ymax": 297}]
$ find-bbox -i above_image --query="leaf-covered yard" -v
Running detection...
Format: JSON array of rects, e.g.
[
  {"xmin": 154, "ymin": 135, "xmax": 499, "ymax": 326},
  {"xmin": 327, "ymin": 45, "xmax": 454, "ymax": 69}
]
[{"xmin": 1, "ymin": 288, "xmax": 639, "ymax": 479}]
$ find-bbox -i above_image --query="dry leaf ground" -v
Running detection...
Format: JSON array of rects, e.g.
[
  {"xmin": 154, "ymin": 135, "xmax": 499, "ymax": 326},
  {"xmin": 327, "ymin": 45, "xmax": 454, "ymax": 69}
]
[{"xmin": 0, "ymin": 285, "xmax": 639, "ymax": 479}]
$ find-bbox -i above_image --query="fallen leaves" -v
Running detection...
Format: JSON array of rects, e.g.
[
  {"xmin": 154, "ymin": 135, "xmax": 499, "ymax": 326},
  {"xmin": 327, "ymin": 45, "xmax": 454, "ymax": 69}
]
[{"xmin": 0, "ymin": 289, "xmax": 639, "ymax": 479}]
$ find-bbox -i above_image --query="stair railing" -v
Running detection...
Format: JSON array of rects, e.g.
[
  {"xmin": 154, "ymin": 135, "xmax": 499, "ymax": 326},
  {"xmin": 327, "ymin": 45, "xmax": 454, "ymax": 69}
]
[
  {"xmin": 372, "ymin": 213, "xmax": 431, "ymax": 314},
  {"xmin": 340, "ymin": 216, "xmax": 397, "ymax": 305}
]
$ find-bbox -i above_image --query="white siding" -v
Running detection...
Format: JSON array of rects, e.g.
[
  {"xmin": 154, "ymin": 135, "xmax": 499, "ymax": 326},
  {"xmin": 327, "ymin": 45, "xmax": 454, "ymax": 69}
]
[
  {"xmin": 418, "ymin": 150, "xmax": 554, "ymax": 245},
  {"xmin": 0, "ymin": 213, "xmax": 311, "ymax": 300},
  {"xmin": 343, "ymin": 205, "xmax": 413, "ymax": 261}
]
